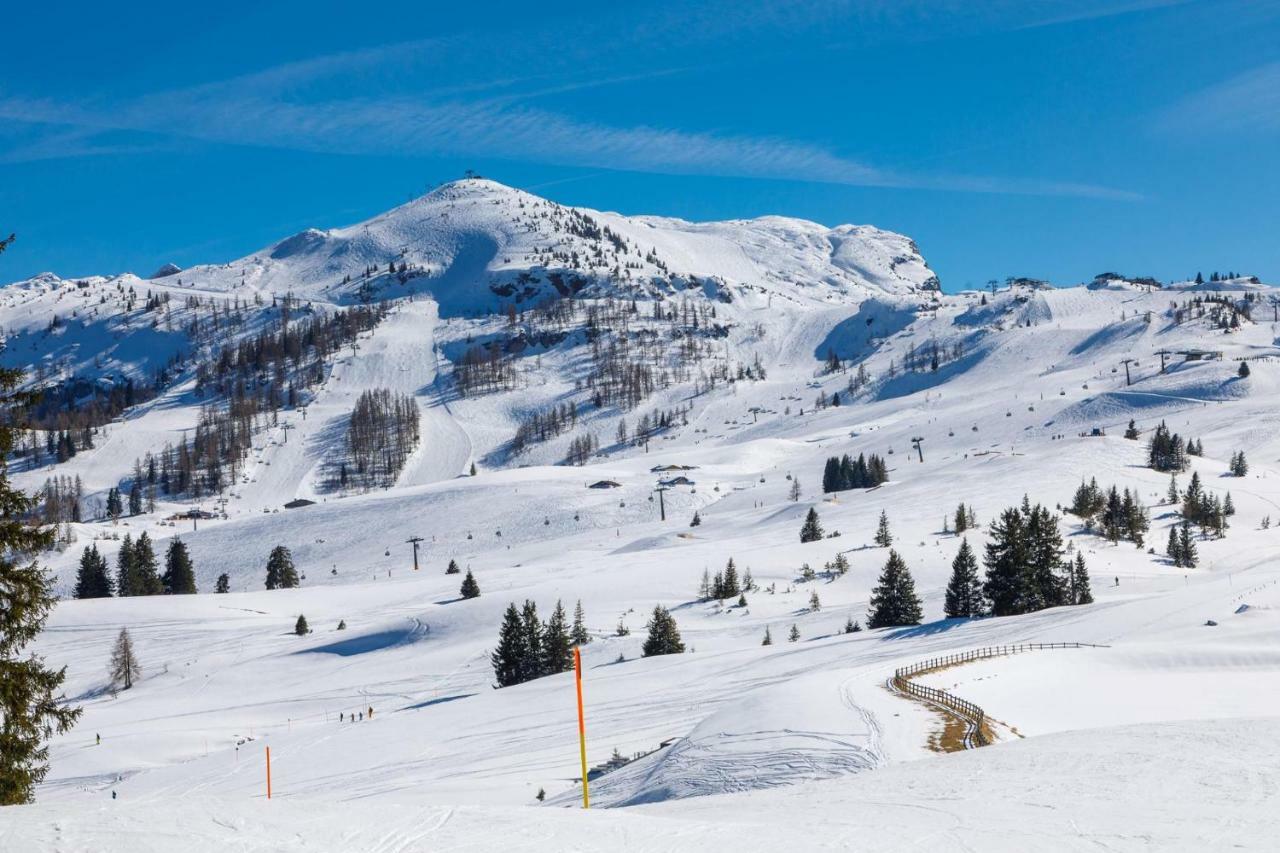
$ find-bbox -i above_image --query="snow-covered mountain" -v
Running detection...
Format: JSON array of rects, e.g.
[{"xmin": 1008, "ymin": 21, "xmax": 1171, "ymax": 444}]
[{"xmin": 5, "ymin": 180, "xmax": 1280, "ymax": 850}]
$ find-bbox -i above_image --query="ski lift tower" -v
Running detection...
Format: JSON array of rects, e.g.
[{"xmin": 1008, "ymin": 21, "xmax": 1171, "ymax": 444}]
[
  {"xmin": 406, "ymin": 536, "xmax": 424, "ymax": 572},
  {"xmin": 654, "ymin": 484, "xmax": 670, "ymax": 522},
  {"xmin": 911, "ymin": 436, "xmax": 925, "ymax": 463}
]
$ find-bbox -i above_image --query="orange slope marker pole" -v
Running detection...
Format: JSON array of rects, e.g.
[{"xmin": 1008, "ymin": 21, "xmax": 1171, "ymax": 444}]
[
  {"xmin": 266, "ymin": 746, "xmax": 272, "ymax": 800},
  {"xmin": 574, "ymin": 647, "xmax": 589, "ymax": 809}
]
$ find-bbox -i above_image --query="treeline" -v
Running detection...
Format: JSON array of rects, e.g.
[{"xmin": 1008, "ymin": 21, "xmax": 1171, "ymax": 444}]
[
  {"xmin": 1068, "ymin": 479, "xmax": 1150, "ymax": 546},
  {"xmin": 36, "ymin": 475, "xmax": 84, "ymax": 524},
  {"xmin": 821, "ymin": 453, "xmax": 889, "ymax": 493},
  {"xmin": 1147, "ymin": 421, "xmax": 1202, "ymax": 472},
  {"xmin": 337, "ymin": 388, "xmax": 421, "ymax": 490},
  {"xmin": 196, "ymin": 302, "xmax": 386, "ymax": 400},
  {"xmin": 511, "ymin": 402, "xmax": 579, "ymax": 453},
  {"xmin": 564, "ymin": 432, "xmax": 599, "ymax": 465},
  {"xmin": 983, "ymin": 499, "xmax": 1093, "ymax": 615},
  {"xmin": 696, "ymin": 558, "xmax": 755, "ymax": 601},
  {"xmin": 491, "ymin": 600, "xmax": 590, "ymax": 687},
  {"xmin": 74, "ymin": 534, "xmax": 197, "ymax": 598},
  {"xmin": 456, "ymin": 345, "xmax": 518, "ymax": 396},
  {"xmin": 9, "ymin": 375, "xmax": 165, "ymax": 436},
  {"xmin": 76, "ymin": 541, "xmax": 302, "ymax": 598}
]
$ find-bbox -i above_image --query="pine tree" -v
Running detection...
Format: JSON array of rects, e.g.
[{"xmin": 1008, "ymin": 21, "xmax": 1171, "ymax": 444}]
[
  {"xmin": 690, "ymin": 511, "xmax": 702, "ymax": 527},
  {"xmin": 74, "ymin": 544, "xmax": 113, "ymax": 599},
  {"xmin": 1224, "ymin": 492, "xmax": 1235, "ymax": 516},
  {"xmin": 1230, "ymin": 451, "xmax": 1248, "ymax": 477},
  {"xmin": 799, "ymin": 507, "xmax": 824, "ymax": 543},
  {"xmin": 1238, "ymin": 361, "xmax": 1251, "ymax": 378},
  {"xmin": 446, "ymin": 559, "xmax": 461, "ymax": 575},
  {"xmin": 943, "ymin": 539, "xmax": 983, "ymax": 618},
  {"xmin": 721, "ymin": 558, "xmax": 741, "ymax": 598},
  {"xmin": 460, "ymin": 568, "xmax": 481, "ymax": 599},
  {"xmin": 214, "ymin": 573, "xmax": 230, "ymax": 594},
  {"xmin": 808, "ymin": 590, "xmax": 821, "ymax": 611},
  {"xmin": 541, "ymin": 600, "xmax": 572, "ymax": 674},
  {"xmin": 520, "ymin": 601, "xmax": 544, "ymax": 682},
  {"xmin": 1178, "ymin": 522, "xmax": 1198, "ymax": 568},
  {"xmin": 106, "ymin": 487, "xmax": 122, "ymax": 520},
  {"xmin": 761, "ymin": 626, "xmax": 772, "ymax": 646},
  {"xmin": 115, "ymin": 534, "xmax": 136, "ymax": 596},
  {"xmin": 162, "ymin": 538, "xmax": 197, "ymax": 595},
  {"xmin": 294, "ymin": 614, "xmax": 309, "ymax": 635},
  {"xmin": 491, "ymin": 603, "xmax": 529, "ymax": 688},
  {"xmin": 867, "ymin": 550, "xmax": 923, "ymax": 628},
  {"xmin": 133, "ymin": 533, "xmax": 162, "ymax": 595},
  {"xmin": 1166, "ymin": 524, "xmax": 1183, "ymax": 567},
  {"xmin": 0, "ymin": 365, "xmax": 82, "ymax": 803},
  {"xmin": 128, "ymin": 481, "xmax": 142, "ymax": 516},
  {"xmin": 788, "ymin": 624, "xmax": 800, "ymax": 642},
  {"xmin": 698, "ymin": 568, "xmax": 712, "ymax": 600},
  {"xmin": 742, "ymin": 567, "xmax": 754, "ymax": 590},
  {"xmin": 265, "ymin": 545, "xmax": 298, "ymax": 590},
  {"xmin": 983, "ymin": 507, "xmax": 1032, "ymax": 616},
  {"xmin": 1123, "ymin": 419, "xmax": 1140, "ymax": 440},
  {"xmin": 954, "ymin": 502, "xmax": 969, "ymax": 534},
  {"xmin": 641, "ymin": 605, "xmax": 684, "ymax": 657},
  {"xmin": 1070, "ymin": 553, "xmax": 1093, "ymax": 605},
  {"xmin": 1166, "ymin": 474, "xmax": 1179, "ymax": 504},
  {"xmin": 874, "ymin": 510, "xmax": 893, "ymax": 547},
  {"xmin": 109, "ymin": 627, "xmax": 141, "ymax": 690},
  {"xmin": 570, "ymin": 600, "xmax": 590, "ymax": 646}
]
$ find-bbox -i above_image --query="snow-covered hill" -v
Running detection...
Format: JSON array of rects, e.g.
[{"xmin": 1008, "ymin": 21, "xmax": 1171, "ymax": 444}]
[{"xmin": 5, "ymin": 180, "xmax": 1280, "ymax": 849}]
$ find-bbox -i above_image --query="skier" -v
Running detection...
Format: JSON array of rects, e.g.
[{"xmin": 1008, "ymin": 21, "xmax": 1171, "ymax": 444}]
[
  {"xmin": 1114, "ymin": 576, "xmax": 1120, "ymax": 587},
  {"xmin": 339, "ymin": 712, "xmax": 344, "ymax": 722},
  {"xmin": 96, "ymin": 733, "xmax": 101, "ymax": 746},
  {"xmin": 112, "ymin": 790, "xmax": 116, "ymax": 800},
  {"xmin": 367, "ymin": 706, "xmax": 373, "ymax": 719}
]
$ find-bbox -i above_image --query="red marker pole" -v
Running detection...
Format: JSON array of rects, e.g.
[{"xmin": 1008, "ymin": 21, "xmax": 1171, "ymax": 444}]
[
  {"xmin": 574, "ymin": 647, "xmax": 589, "ymax": 809},
  {"xmin": 266, "ymin": 746, "xmax": 272, "ymax": 800}
]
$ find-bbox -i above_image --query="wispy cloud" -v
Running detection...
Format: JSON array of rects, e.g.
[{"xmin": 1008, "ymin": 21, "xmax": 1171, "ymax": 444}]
[
  {"xmin": 1159, "ymin": 61, "xmax": 1280, "ymax": 133},
  {"xmin": 0, "ymin": 1, "xmax": 1155, "ymax": 200},
  {"xmin": 0, "ymin": 88, "xmax": 1139, "ymax": 199}
]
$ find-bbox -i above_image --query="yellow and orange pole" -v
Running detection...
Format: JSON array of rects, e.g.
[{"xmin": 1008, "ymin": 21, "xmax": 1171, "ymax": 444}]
[
  {"xmin": 574, "ymin": 647, "xmax": 589, "ymax": 809},
  {"xmin": 266, "ymin": 746, "xmax": 272, "ymax": 800}
]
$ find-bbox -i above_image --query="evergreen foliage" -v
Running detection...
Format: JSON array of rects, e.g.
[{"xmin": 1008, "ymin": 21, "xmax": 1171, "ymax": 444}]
[
  {"xmin": 570, "ymin": 600, "xmax": 590, "ymax": 646},
  {"xmin": 983, "ymin": 500, "xmax": 1078, "ymax": 616},
  {"xmin": 874, "ymin": 510, "xmax": 893, "ymax": 547},
  {"xmin": 214, "ymin": 573, "xmax": 230, "ymax": 593},
  {"xmin": 821, "ymin": 453, "xmax": 889, "ymax": 493},
  {"xmin": 1146, "ymin": 421, "xmax": 1189, "ymax": 472},
  {"xmin": 799, "ymin": 508, "xmax": 824, "ymax": 543},
  {"xmin": 74, "ymin": 545, "xmax": 113, "ymax": 599},
  {"xmin": 0, "ymin": 364, "xmax": 82, "ymax": 803},
  {"xmin": 162, "ymin": 538, "xmax": 197, "ymax": 594},
  {"xmin": 641, "ymin": 605, "xmax": 685, "ymax": 657},
  {"xmin": 867, "ymin": 550, "xmax": 923, "ymax": 628},
  {"xmin": 460, "ymin": 568, "xmax": 481, "ymax": 599},
  {"xmin": 294, "ymin": 614, "xmax": 309, "ymax": 635},
  {"xmin": 265, "ymin": 545, "xmax": 298, "ymax": 590},
  {"xmin": 541, "ymin": 600, "xmax": 572, "ymax": 675},
  {"xmin": 943, "ymin": 539, "xmax": 984, "ymax": 618}
]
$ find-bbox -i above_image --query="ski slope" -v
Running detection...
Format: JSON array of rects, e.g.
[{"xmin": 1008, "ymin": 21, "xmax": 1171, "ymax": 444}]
[{"xmin": 4, "ymin": 181, "xmax": 1280, "ymax": 849}]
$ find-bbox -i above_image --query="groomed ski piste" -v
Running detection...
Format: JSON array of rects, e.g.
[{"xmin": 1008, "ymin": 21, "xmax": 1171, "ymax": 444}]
[{"xmin": 4, "ymin": 180, "xmax": 1280, "ymax": 850}]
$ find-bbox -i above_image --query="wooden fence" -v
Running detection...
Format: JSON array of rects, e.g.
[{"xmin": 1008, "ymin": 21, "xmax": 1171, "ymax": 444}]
[{"xmin": 891, "ymin": 642, "xmax": 1108, "ymax": 749}]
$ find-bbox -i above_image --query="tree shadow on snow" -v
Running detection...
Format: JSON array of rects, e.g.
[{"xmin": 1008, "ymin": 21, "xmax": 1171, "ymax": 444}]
[{"xmin": 882, "ymin": 618, "xmax": 972, "ymax": 640}]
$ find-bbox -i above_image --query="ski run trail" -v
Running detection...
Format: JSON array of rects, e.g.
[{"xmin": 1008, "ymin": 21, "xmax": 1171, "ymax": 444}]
[{"xmin": 2, "ymin": 179, "xmax": 1280, "ymax": 850}]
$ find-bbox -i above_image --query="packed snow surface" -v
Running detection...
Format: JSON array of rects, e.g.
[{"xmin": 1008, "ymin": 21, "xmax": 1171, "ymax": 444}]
[{"xmin": 3, "ymin": 180, "xmax": 1280, "ymax": 849}]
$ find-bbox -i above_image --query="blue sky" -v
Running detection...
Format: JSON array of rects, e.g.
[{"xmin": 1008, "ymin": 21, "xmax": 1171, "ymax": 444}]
[{"xmin": 2, "ymin": 0, "xmax": 1278, "ymax": 290}]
